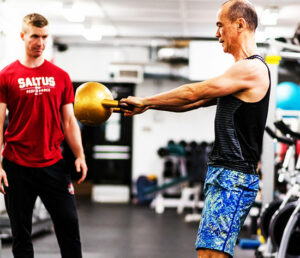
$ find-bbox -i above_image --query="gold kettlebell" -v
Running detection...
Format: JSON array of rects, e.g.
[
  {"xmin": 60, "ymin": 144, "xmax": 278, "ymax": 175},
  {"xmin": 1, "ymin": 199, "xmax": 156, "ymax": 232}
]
[{"xmin": 74, "ymin": 82, "xmax": 124, "ymax": 126}]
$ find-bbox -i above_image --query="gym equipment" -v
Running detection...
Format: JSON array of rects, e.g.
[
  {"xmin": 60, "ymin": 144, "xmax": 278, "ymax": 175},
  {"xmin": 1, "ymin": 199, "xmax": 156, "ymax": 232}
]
[
  {"xmin": 143, "ymin": 175, "xmax": 188, "ymax": 195},
  {"xmin": 262, "ymin": 40, "xmax": 300, "ymax": 211},
  {"xmin": 146, "ymin": 141, "xmax": 206, "ymax": 214},
  {"xmin": 74, "ymin": 82, "xmax": 132, "ymax": 126},
  {"xmin": 260, "ymin": 200, "xmax": 282, "ymax": 239},
  {"xmin": 239, "ymin": 238, "xmax": 261, "ymax": 249},
  {"xmin": 274, "ymin": 120, "xmax": 300, "ymax": 142},
  {"xmin": 269, "ymin": 201, "xmax": 300, "ymax": 256},
  {"xmin": 148, "ymin": 177, "xmax": 192, "ymax": 214},
  {"xmin": 166, "ymin": 141, "xmax": 185, "ymax": 157},
  {"xmin": 249, "ymin": 204, "xmax": 261, "ymax": 236},
  {"xmin": 276, "ymin": 200, "xmax": 300, "ymax": 257},
  {"xmin": 180, "ymin": 141, "xmax": 212, "ymax": 222},
  {"xmin": 257, "ymin": 121, "xmax": 300, "ymax": 258},
  {"xmin": 136, "ymin": 175, "xmax": 158, "ymax": 204},
  {"xmin": 157, "ymin": 147, "xmax": 168, "ymax": 157},
  {"xmin": 276, "ymin": 81, "xmax": 300, "ymax": 111},
  {"xmin": 269, "ymin": 121, "xmax": 300, "ymax": 257}
]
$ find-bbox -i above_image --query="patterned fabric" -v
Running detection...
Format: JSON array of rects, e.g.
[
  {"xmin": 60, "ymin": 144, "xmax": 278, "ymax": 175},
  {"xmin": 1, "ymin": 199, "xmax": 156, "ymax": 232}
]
[{"xmin": 195, "ymin": 166, "xmax": 259, "ymax": 257}]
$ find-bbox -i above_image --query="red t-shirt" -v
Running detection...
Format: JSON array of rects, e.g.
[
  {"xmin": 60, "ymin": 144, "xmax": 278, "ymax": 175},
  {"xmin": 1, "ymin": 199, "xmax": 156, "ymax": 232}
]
[{"xmin": 0, "ymin": 60, "xmax": 74, "ymax": 167}]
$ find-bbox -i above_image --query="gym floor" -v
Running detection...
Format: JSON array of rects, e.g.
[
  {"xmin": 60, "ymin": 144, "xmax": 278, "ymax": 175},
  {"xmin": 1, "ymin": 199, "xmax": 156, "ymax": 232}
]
[{"xmin": 1, "ymin": 197, "xmax": 255, "ymax": 258}]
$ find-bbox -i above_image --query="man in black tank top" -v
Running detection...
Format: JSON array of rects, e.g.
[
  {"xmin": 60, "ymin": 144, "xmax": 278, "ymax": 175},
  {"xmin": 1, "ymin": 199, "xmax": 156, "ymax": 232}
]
[{"xmin": 121, "ymin": 1, "xmax": 269, "ymax": 257}]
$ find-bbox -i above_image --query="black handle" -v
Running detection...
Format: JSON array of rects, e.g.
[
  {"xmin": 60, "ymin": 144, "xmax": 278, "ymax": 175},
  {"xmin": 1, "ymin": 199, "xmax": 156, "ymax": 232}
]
[
  {"xmin": 274, "ymin": 120, "xmax": 300, "ymax": 139},
  {"xmin": 118, "ymin": 102, "xmax": 135, "ymax": 111},
  {"xmin": 265, "ymin": 127, "xmax": 294, "ymax": 145}
]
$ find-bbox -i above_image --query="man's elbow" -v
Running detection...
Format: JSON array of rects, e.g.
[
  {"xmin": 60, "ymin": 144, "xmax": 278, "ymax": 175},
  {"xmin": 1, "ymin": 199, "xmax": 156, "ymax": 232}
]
[
  {"xmin": 62, "ymin": 118, "xmax": 73, "ymax": 132},
  {"xmin": 184, "ymin": 85, "xmax": 199, "ymax": 103}
]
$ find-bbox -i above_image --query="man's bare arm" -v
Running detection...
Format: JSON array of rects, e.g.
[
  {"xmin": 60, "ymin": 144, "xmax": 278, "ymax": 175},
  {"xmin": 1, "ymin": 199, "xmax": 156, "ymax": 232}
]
[
  {"xmin": 121, "ymin": 58, "xmax": 268, "ymax": 115},
  {"xmin": 151, "ymin": 98, "xmax": 217, "ymax": 112},
  {"xmin": 0, "ymin": 103, "xmax": 8, "ymax": 194},
  {"xmin": 142, "ymin": 59, "xmax": 267, "ymax": 108},
  {"xmin": 61, "ymin": 104, "xmax": 87, "ymax": 184}
]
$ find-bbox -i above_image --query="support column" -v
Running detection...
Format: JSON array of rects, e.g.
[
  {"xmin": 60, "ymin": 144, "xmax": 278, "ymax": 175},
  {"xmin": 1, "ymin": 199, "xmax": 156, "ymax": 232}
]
[{"xmin": 260, "ymin": 54, "xmax": 281, "ymax": 207}]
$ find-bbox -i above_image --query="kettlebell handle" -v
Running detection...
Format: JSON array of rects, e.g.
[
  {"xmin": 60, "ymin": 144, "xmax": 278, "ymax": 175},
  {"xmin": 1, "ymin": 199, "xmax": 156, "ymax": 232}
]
[{"xmin": 102, "ymin": 99, "xmax": 134, "ymax": 111}]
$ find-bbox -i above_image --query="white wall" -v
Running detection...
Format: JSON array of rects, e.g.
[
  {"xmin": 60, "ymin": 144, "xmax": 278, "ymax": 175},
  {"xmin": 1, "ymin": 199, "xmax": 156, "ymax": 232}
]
[
  {"xmin": 54, "ymin": 45, "xmax": 149, "ymax": 82},
  {"xmin": 132, "ymin": 79, "xmax": 216, "ymax": 180},
  {"xmin": 0, "ymin": 4, "xmax": 54, "ymax": 69},
  {"xmin": 189, "ymin": 41, "xmax": 234, "ymax": 81}
]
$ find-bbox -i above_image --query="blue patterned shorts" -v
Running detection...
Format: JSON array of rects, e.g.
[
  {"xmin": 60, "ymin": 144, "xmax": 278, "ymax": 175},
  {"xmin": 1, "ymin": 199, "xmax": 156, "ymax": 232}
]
[{"xmin": 195, "ymin": 166, "xmax": 259, "ymax": 257}]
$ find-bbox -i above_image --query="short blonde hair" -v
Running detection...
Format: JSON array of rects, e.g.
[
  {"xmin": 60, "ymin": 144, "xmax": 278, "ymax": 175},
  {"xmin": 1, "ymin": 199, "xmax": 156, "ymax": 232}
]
[{"xmin": 22, "ymin": 13, "xmax": 48, "ymax": 32}]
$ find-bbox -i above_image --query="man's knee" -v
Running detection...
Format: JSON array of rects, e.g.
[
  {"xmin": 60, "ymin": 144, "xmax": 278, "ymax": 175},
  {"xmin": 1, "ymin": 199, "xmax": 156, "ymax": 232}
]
[
  {"xmin": 54, "ymin": 210, "xmax": 79, "ymax": 232},
  {"xmin": 197, "ymin": 249, "xmax": 229, "ymax": 258}
]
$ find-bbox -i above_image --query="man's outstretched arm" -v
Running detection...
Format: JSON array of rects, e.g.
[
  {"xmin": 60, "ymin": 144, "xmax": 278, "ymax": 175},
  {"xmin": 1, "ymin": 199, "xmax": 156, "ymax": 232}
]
[{"xmin": 121, "ymin": 58, "xmax": 267, "ymax": 115}]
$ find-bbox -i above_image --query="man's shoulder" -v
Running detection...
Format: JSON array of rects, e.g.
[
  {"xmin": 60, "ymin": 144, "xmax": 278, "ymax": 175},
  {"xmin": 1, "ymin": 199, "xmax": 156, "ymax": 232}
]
[
  {"xmin": 231, "ymin": 56, "xmax": 269, "ymax": 101},
  {"xmin": 0, "ymin": 60, "xmax": 19, "ymax": 75},
  {"xmin": 231, "ymin": 57, "xmax": 268, "ymax": 79},
  {"xmin": 236, "ymin": 57, "xmax": 260, "ymax": 67},
  {"xmin": 242, "ymin": 56, "xmax": 267, "ymax": 71}
]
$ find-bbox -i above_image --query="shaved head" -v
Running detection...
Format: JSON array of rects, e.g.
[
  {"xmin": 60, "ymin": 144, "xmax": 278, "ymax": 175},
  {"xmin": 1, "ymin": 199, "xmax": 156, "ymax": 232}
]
[{"xmin": 222, "ymin": 0, "xmax": 258, "ymax": 31}]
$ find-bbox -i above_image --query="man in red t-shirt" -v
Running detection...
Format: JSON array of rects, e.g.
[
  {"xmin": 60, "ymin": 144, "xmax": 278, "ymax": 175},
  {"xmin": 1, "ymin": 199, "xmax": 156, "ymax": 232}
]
[{"xmin": 0, "ymin": 13, "xmax": 87, "ymax": 258}]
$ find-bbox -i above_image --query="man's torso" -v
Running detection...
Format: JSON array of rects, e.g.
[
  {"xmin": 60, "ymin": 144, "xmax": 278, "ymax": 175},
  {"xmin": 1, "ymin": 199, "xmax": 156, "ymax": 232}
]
[
  {"xmin": 0, "ymin": 60, "xmax": 74, "ymax": 167},
  {"xmin": 208, "ymin": 55, "xmax": 271, "ymax": 174}
]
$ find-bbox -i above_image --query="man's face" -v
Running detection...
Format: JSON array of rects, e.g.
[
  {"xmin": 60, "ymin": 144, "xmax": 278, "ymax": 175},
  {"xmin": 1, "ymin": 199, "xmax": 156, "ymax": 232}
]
[
  {"xmin": 21, "ymin": 25, "xmax": 49, "ymax": 58},
  {"xmin": 215, "ymin": 5, "xmax": 238, "ymax": 54}
]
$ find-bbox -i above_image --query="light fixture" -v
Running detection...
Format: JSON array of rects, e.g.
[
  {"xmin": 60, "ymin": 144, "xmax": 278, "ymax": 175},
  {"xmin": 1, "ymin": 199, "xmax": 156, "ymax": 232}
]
[
  {"xmin": 83, "ymin": 25, "xmax": 102, "ymax": 41},
  {"xmin": 62, "ymin": 1, "xmax": 85, "ymax": 23},
  {"xmin": 261, "ymin": 7, "xmax": 279, "ymax": 26},
  {"xmin": 100, "ymin": 25, "xmax": 117, "ymax": 37}
]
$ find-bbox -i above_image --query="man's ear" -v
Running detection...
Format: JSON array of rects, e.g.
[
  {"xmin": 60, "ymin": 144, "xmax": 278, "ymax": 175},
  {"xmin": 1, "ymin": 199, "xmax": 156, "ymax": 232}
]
[
  {"xmin": 237, "ymin": 18, "xmax": 246, "ymax": 31},
  {"xmin": 20, "ymin": 32, "xmax": 25, "ymax": 41}
]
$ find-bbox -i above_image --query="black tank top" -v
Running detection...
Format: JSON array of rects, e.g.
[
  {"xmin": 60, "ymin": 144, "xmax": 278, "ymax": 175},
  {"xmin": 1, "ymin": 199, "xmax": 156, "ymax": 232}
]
[{"xmin": 208, "ymin": 55, "xmax": 271, "ymax": 174}]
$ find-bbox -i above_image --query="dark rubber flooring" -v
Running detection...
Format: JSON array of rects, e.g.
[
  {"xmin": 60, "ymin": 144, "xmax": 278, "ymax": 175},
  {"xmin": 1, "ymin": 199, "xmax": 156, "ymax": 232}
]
[{"xmin": 1, "ymin": 197, "xmax": 255, "ymax": 258}]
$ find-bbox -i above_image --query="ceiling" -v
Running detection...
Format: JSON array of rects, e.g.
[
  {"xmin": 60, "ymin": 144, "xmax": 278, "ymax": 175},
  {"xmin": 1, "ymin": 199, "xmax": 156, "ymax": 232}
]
[{"xmin": 0, "ymin": 0, "xmax": 300, "ymax": 45}]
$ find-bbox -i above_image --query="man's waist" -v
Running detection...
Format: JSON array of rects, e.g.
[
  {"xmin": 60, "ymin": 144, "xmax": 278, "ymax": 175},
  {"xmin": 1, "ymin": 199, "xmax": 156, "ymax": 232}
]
[
  {"xmin": 2, "ymin": 144, "xmax": 62, "ymax": 168},
  {"xmin": 208, "ymin": 158, "xmax": 258, "ymax": 174}
]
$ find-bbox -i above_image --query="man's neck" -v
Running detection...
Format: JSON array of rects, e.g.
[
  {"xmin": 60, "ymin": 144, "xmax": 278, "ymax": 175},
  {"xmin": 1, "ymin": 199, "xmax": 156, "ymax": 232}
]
[
  {"xmin": 232, "ymin": 34, "xmax": 258, "ymax": 62},
  {"xmin": 20, "ymin": 56, "xmax": 45, "ymax": 68}
]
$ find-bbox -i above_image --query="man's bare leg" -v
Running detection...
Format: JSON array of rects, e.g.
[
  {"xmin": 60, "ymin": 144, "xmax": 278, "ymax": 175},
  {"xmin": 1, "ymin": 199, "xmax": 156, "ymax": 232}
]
[{"xmin": 197, "ymin": 249, "xmax": 229, "ymax": 258}]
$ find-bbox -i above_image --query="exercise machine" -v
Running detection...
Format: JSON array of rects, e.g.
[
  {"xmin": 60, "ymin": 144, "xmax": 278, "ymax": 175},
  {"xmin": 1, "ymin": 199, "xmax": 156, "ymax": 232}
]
[{"xmin": 256, "ymin": 121, "xmax": 300, "ymax": 258}]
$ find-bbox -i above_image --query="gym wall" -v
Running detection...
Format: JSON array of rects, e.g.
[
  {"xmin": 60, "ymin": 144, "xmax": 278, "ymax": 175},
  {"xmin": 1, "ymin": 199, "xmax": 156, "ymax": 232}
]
[{"xmin": 54, "ymin": 45, "xmax": 149, "ymax": 82}]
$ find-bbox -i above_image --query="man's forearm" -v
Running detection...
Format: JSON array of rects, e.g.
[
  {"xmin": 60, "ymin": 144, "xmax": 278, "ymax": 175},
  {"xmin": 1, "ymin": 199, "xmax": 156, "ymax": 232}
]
[
  {"xmin": 63, "ymin": 120, "xmax": 85, "ymax": 159},
  {"xmin": 0, "ymin": 134, "xmax": 3, "ymax": 169},
  {"xmin": 0, "ymin": 103, "xmax": 6, "ymax": 169},
  {"xmin": 148, "ymin": 97, "xmax": 217, "ymax": 112},
  {"xmin": 143, "ymin": 83, "xmax": 201, "ymax": 108}
]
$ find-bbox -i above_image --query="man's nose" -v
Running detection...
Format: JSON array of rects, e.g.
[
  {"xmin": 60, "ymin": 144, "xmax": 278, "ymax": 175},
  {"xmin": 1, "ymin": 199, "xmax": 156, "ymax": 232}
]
[{"xmin": 36, "ymin": 37, "xmax": 43, "ymax": 45}]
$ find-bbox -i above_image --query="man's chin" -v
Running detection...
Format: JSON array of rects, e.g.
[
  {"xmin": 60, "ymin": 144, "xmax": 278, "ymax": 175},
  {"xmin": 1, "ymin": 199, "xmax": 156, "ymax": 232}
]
[
  {"xmin": 220, "ymin": 43, "xmax": 226, "ymax": 52},
  {"xmin": 222, "ymin": 46, "xmax": 228, "ymax": 53},
  {"xmin": 32, "ymin": 53, "xmax": 43, "ymax": 58}
]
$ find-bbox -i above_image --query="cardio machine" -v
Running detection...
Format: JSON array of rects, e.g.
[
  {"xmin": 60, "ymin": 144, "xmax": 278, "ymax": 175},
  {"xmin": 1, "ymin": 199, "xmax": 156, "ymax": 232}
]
[{"xmin": 256, "ymin": 121, "xmax": 300, "ymax": 258}]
